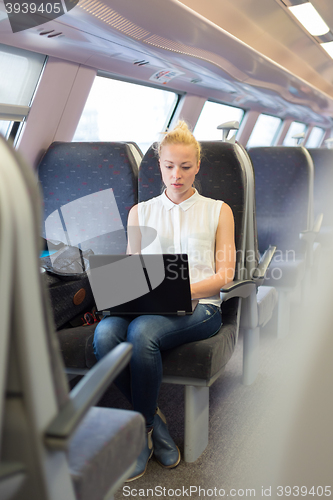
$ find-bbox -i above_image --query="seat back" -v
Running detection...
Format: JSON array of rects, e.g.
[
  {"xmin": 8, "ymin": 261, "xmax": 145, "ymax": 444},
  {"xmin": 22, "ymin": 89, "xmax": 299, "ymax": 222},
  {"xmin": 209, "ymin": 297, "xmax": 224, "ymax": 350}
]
[
  {"xmin": 38, "ymin": 142, "xmax": 140, "ymax": 254},
  {"xmin": 1, "ymin": 137, "xmax": 144, "ymax": 499},
  {"xmin": 0, "ymin": 137, "xmax": 28, "ymax": 500},
  {"xmin": 307, "ymin": 148, "xmax": 333, "ymax": 225},
  {"xmin": 0, "ymin": 136, "xmax": 75, "ymax": 499},
  {"xmin": 237, "ymin": 142, "xmax": 261, "ymax": 279},
  {"xmin": 248, "ymin": 147, "xmax": 314, "ymax": 255}
]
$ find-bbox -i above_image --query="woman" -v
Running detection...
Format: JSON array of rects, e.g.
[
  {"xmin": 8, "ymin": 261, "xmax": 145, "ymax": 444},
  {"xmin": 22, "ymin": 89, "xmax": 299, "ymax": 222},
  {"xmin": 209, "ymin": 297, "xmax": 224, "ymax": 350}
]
[{"xmin": 93, "ymin": 121, "xmax": 236, "ymax": 480}]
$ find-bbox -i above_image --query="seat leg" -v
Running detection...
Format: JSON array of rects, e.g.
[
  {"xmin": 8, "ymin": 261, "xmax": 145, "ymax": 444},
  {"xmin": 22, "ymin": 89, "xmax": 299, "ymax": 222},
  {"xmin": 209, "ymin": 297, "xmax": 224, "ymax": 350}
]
[
  {"xmin": 277, "ymin": 291, "xmax": 291, "ymax": 339},
  {"xmin": 184, "ymin": 385, "xmax": 209, "ymax": 462},
  {"xmin": 242, "ymin": 327, "xmax": 260, "ymax": 385}
]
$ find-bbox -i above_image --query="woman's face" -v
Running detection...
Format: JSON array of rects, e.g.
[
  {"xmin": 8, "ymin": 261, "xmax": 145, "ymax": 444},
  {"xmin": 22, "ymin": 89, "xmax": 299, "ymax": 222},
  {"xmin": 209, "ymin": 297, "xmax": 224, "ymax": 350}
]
[{"xmin": 159, "ymin": 143, "xmax": 200, "ymax": 204}]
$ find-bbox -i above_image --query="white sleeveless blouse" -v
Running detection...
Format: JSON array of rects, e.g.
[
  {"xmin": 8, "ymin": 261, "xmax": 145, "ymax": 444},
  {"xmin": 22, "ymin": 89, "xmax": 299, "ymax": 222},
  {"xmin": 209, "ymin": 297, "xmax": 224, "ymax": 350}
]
[{"xmin": 138, "ymin": 189, "xmax": 223, "ymax": 306}]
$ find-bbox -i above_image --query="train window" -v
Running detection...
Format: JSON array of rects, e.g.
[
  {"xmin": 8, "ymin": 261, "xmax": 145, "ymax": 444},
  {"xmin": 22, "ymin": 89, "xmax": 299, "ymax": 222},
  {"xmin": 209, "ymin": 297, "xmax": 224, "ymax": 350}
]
[
  {"xmin": 246, "ymin": 114, "xmax": 282, "ymax": 148},
  {"xmin": 193, "ymin": 101, "xmax": 244, "ymax": 140},
  {"xmin": 306, "ymin": 126, "xmax": 325, "ymax": 148},
  {"xmin": 73, "ymin": 76, "xmax": 179, "ymax": 153},
  {"xmin": 283, "ymin": 121, "xmax": 307, "ymax": 146},
  {"xmin": 0, "ymin": 121, "xmax": 12, "ymax": 139},
  {"xmin": 0, "ymin": 44, "xmax": 46, "ymax": 142}
]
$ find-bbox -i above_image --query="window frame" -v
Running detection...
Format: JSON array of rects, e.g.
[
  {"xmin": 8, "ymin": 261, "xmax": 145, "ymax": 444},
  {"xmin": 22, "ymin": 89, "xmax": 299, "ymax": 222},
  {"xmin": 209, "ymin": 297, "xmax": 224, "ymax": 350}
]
[
  {"xmin": 282, "ymin": 120, "xmax": 308, "ymax": 146},
  {"xmin": 246, "ymin": 113, "xmax": 283, "ymax": 148},
  {"xmin": 306, "ymin": 126, "xmax": 326, "ymax": 148},
  {"xmin": 73, "ymin": 73, "xmax": 182, "ymax": 152},
  {"xmin": 193, "ymin": 99, "xmax": 245, "ymax": 141},
  {"xmin": 0, "ymin": 46, "xmax": 47, "ymax": 145}
]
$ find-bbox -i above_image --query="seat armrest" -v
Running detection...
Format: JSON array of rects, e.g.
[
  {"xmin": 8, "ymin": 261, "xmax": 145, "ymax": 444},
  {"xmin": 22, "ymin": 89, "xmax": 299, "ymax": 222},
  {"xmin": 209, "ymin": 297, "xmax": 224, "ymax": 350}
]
[
  {"xmin": 220, "ymin": 280, "xmax": 256, "ymax": 301},
  {"xmin": 0, "ymin": 461, "xmax": 26, "ymax": 499},
  {"xmin": 300, "ymin": 214, "xmax": 323, "ymax": 266},
  {"xmin": 45, "ymin": 342, "xmax": 132, "ymax": 449},
  {"xmin": 299, "ymin": 214, "xmax": 324, "ymax": 242},
  {"xmin": 0, "ymin": 461, "xmax": 26, "ymax": 480},
  {"xmin": 252, "ymin": 245, "xmax": 277, "ymax": 284},
  {"xmin": 313, "ymin": 213, "xmax": 323, "ymax": 234},
  {"xmin": 300, "ymin": 214, "xmax": 323, "ymax": 242}
]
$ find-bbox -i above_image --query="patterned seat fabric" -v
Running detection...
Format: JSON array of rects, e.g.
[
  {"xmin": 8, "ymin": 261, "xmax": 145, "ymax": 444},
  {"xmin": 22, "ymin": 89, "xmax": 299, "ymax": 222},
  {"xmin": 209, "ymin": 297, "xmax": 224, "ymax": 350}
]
[
  {"xmin": 58, "ymin": 142, "xmax": 248, "ymax": 377},
  {"xmin": 1, "ymin": 135, "xmax": 145, "ymax": 500},
  {"xmin": 38, "ymin": 141, "xmax": 139, "ymax": 254},
  {"xmin": 139, "ymin": 142, "xmax": 247, "ymax": 285},
  {"xmin": 248, "ymin": 147, "xmax": 313, "ymax": 257},
  {"xmin": 308, "ymin": 148, "xmax": 333, "ymax": 226},
  {"xmin": 137, "ymin": 141, "xmax": 248, "ymax": 382},
  {"xmin": 37, "ymin": 142, "xmax": 141, "ymax": 368},
  {"xmin": 69, "ymin": 407, "xmax": 144, "ymax": 500}
]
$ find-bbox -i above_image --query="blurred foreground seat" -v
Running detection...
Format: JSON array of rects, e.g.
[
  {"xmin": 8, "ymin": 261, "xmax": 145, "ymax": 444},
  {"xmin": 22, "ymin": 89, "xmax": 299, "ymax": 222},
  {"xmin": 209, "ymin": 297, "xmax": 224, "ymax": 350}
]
[
  {"xmin": 307, "ymin": 147, "xmax": 333, "ymax": 249},
  {"xmin": 0, "ymin": 136, "xmax": 144, "ymax": 500},
  {"xmin": 248, "ymin": 146, "xmax": 321, "ymax": 337}
]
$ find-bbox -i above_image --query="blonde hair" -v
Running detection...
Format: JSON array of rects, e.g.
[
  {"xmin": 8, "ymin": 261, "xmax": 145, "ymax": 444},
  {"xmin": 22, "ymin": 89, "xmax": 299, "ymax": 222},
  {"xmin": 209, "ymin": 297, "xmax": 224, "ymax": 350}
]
[{"xmin": 158, "ymin": 120, "xmax": 201, "ymax": 164}]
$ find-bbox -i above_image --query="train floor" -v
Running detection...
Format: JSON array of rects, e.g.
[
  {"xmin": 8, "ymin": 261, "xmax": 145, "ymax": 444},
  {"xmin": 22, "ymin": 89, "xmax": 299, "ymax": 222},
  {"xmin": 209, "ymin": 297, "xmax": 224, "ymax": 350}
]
[
  {"xmin": 92, "ymin": 277, "xmax": 332, "ymax": 500},
  {"xmin": 67, "ymin": 253, "xmax": 332, "ymax": 499}
]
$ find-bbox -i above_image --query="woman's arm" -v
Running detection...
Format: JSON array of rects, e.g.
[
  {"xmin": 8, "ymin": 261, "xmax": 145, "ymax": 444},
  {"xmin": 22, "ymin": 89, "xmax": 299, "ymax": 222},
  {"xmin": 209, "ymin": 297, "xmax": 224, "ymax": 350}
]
[
  {"xmin": 190, "ymin": 203, "xmax": 236, "ymax": 300},
  {"xmin": 126, "ymin": 204, "xmax": 141, "ymax": 254}
]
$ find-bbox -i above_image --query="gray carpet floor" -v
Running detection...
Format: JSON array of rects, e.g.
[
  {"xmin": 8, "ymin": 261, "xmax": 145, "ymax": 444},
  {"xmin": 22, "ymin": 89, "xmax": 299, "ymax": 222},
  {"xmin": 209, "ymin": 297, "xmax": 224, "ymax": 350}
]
[
  {"xmin": 94, "ymin": 256, "xmax": 333, "ymax": 499},
  {"xmin": 95, "ymin": 308, "xmax": 313, "ymax": 499}
]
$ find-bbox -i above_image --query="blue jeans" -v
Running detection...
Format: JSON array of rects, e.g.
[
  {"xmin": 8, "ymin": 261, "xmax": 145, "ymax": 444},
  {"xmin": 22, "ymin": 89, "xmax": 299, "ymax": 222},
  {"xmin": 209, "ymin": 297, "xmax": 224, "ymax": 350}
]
[{"xmin": 93, "ymin": 303, "xmax": 222, "ymax": 427}]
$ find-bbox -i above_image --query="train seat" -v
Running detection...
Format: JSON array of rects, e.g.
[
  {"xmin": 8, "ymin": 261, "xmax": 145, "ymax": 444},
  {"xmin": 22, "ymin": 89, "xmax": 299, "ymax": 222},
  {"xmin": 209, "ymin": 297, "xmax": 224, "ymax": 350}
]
[
  {"xmin": 40, "ymin": 138, "xmax": 276, "ymax": 460},
  {"xmin": 248, "ymin": 146, "xmax": 321, "ymax": 337},
  {"xmin": 139, "ymin": 140, "xmax": 277, "ymax": 445},
  {"xmin": 308, "ymin": 147, "xmax": 333, "ymax": 248},
  {"xmin": 35, "ymin": 140, "xmax": 143, "ymax": 381},
  {"xmin": 0, "ymin": 138, "xmax": 27, "ymax": 500},
  {"xmin": 37, "ymin": 140, "xmax": 141, "ymax": 329},
  {"xmin": 231, "ymin": 142, "xmax": 278, "ymax": 383},
  {"xmin": 0, "ymin": 136, "xmax": 145, "ymax": 500},
  {"xmin": 57, "ymin": 139, "xmax": 251, "ymax": 462},
  {"xmin": 138, "ymin": 141, "xmax": 248, "ymax": 459},
  {"xmin": 38, "ymin": 141, "xmax": 140, "ymax": 253},
  {"xmin": 256, "ymin": 285, "xmax": 278, "ymax": 326}
]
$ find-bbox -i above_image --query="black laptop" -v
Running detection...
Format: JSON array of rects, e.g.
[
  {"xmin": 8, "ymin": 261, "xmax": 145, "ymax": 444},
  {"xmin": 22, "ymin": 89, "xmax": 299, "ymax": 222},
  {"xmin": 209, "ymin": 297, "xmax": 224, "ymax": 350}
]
[{"xmin": 88, "ymin": 253, "xmax": 198, "ymax": 316}]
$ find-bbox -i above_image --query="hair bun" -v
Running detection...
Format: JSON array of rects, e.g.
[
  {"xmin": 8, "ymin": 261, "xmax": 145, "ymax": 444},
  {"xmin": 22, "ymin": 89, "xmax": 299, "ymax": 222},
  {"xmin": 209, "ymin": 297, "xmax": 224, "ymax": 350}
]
[{"xmin": 158, "ymin": 120, "xmax": 201, "ymax": 163}]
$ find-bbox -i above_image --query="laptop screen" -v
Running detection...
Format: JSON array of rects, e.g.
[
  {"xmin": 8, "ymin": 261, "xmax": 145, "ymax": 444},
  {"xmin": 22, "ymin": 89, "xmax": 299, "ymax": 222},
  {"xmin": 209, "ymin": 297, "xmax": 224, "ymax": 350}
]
[{"xmin": 88, "ymin": 254, "xmax": 194, "ymax": 315}]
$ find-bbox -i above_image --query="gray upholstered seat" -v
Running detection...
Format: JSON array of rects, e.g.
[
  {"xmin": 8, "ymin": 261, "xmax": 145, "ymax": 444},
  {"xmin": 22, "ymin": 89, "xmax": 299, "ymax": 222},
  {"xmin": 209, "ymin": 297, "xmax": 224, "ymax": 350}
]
[
  {"xmin": 37, "ymin": 140, "xmax": 141, "ymax": 329},
  {"xmin": 36, "ymin": 140, "xmax": 143, "ymax": 374},
  {"xmin": 139, "ymin": 145, "xmax": 247, "ymax": 360},
  {"xmin": 39, "ymin": 139, "xmax": 275, "ymax": 459},
  {"xmin": 248, "ymin": 146, "xmax": 320, "ymax": 337},
  {"xmin": 232, "ymin": 143, "xmax": 278, "ymax": 383},
  {"xmin": 308, "ymin": 147, "xmax": 333, "ymax": 248},
  {"xmin": 137, "ymin": 141, "xmax": 251, "ymax": 458},
  {"xmin": 0, "ymin": 136, "xmax": 145, "ymax": 500},
  {"xmin": 38, "ymin": 141, "xmax": 140, "ymax": 237},
  {"xmin": 140, "ymin": 141, "xmax": 278, "ymax": 387},
  {"xmin": 54, "ymin": 140, "xmax": 249, "ymax": 462}
]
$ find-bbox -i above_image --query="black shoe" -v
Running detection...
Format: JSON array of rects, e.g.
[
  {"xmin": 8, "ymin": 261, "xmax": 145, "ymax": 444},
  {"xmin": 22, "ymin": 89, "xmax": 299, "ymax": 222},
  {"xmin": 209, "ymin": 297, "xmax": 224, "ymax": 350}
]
[{"xmin": 152, "ymin": 408, "xmax": 181, "ymax": 468}]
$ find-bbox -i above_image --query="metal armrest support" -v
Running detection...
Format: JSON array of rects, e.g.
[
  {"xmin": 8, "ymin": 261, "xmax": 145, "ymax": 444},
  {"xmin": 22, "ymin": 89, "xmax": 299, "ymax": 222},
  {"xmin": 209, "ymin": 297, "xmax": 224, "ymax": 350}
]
[
  {"xmin": 0, "ymin": 462, "xmax": 26, "ymax": 480},
  {"xmin": 0, "ymin": 461, "xmax": 26, "ymax": 500},
  {"xmin": 45, "ymin": 342, "xmax": 132, "ymax": 449},
  {"xmin": 252, "ymin": 245, "xmax": 277, "ymax": 284},
  {"xmin": 313, "ymin": 213, "xmax": 324, "ymax": 234},
  {"xmin": 300, "ymin": 213, "xmax": 324, "ymax": 242},
  {"xmin": 300, "ymin": 214, "xmax": 323, "ymax": 266},
  {"xmin": 220, "ymin": 280, "xmax": 256, "ymax": 301}
]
